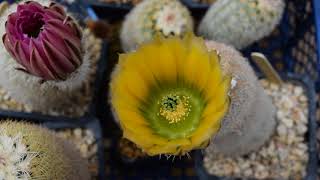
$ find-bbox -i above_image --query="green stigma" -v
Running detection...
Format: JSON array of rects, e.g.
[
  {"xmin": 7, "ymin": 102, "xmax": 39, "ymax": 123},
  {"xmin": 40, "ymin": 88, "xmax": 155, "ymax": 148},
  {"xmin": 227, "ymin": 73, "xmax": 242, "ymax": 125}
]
[
  {"xmin": 159, "ymin": 94, "xmax": 191, "ymax": 124},
  {"xmin": 141, "ymin": 85, "xmax": 205, "ymax": 139}
]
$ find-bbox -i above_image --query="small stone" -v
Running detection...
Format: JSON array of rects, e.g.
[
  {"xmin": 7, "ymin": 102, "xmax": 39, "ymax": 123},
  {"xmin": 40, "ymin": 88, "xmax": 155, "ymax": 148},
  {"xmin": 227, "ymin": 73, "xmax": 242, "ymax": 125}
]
[
  {"xmin": 296, "ymin": 124, "xmax": 307, "ymax": 135},
  {"xmin": 243, "ymin": 169, "xmax": 253, "ymax": 177},
  {"xmin": 74, "ymin": 128, "xmax": 82, "ymax": 139},
  {"xmin": 3, "ymin": 94, "xmax": 10, "ymax": 101},
  {"xmin": 287, "ymin": 130, "xmax": 296, "ymax": 144},
  {"xmin": 80, "ymin": 144, "xmax": 88, "ymax": 156},
  {"xmin": 260, "ymin": 80, "xmax": 268, "ymax": 87},
  {"xmin": 294, "ymin": 87, "xmax": 303, "ymax": 96},
  {"xmin": 277, "ymin": 124, "xmax": 287, "ymax": 136},
  {"xmin": 276, "ymin": 110, "xmax": 285, "ymax": 119},
  {"xmin": 270, "ymin": 83, "xmax": 279, "ymax": 91},
  {"xmin": 292, "ymin": 148, "xmax": 305, "ymax": 157},
  {"xmin": 282, "ymin": 118, "xmax": 293, "ymax": 128},
  {"xmin": 280, "ymin": 96, "xmax": 295, "ymax": 109},
  {"xmin": 298, "ymin": 95, "xmax": 307, "ymax": 103},
  {"xmin": 239, "ymin": 161, "xmax": 250, "ymax": 170},
  {"xmin": 278, "ymin": 148, "xmax": 289, "ymax": 161}
]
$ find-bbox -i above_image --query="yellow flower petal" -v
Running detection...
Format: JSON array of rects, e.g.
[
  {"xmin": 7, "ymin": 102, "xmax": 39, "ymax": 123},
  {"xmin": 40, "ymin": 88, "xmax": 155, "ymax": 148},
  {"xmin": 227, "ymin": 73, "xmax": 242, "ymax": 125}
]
[
  {"xmin": 138, "ymin": 41, "xmax": 177, "ymax": 82},
  {"xmin": 117, "ymin": 109, "xmax": 148, "ymax": 126},
  {"xmin": 191, "ymin": 101, "xmax": 229, "ymax": 147},
  {"xmin": 119, "ymin": 53, "xmax": 157, "ymax": 88},
  {"xmin": 123, "ymin": 129, "xmax": 168, "ymax": 148},
  {"xmin": 146, "ymin": 145, "xmax": 178, "ymax": 156},
  {"xmin": 184, "ymin": 41, "xmax": 211, "ymax": 90},
  {"xmin": 202, "ymin": 76, "xmax": 231, "ymax": 117}
]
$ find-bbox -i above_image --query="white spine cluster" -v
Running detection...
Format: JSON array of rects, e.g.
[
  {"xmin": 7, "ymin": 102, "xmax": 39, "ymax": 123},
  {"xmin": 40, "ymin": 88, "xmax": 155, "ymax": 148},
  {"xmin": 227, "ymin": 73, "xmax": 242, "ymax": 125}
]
[
  {"xmin": 198, "ymin": 0, "xmax": 285, "ymax": 49},
  {"xmin": 0, "ymin": 134, "xmax": 37, "ymax": 180}
]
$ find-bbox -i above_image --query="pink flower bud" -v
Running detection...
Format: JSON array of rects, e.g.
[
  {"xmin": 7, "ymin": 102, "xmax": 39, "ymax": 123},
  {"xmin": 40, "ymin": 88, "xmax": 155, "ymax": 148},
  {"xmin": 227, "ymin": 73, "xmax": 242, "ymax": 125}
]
[{"xmin": 3, "ymin": 1, "xmax": 82, "ymax": 80}]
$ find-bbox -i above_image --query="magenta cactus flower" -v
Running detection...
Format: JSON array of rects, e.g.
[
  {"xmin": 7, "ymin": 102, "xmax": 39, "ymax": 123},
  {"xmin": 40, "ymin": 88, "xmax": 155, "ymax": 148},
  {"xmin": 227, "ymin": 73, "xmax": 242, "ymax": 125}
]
[{"xmin": 2, "ymin": 1, "xmax": 83, "ymax": 80}]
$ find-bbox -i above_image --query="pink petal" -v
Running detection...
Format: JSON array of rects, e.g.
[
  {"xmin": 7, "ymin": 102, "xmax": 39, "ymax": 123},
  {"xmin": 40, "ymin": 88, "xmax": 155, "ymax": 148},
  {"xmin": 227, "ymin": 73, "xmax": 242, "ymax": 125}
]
[
  {"xmin": 48, "ymin": 2, "xmax": 66, "ymax": 18},
  {"xmin": 42, "ymin": 28, "xmax": 71, "ymax": 60},
  {"xmin": 42, "ymin": 39, "xmax": 76, "ymax": 78},
  {"xmin": 15, "ymin": 41, "xmax": 31, "ymax": 69},
  {"xmin": 64, "ymin": 38, "xmax": 82, "ymax": 66},
  {"xmin": 2, "ymin": 34, "xmax": 17, "ymax": 60},
  {"xmin": 30, "ymin": 47, "xmax": 55, "ymax": 80}
]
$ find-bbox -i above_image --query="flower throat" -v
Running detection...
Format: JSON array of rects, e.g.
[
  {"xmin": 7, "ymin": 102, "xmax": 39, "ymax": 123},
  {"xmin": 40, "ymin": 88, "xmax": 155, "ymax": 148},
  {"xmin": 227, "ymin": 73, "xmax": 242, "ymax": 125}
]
[
  {"xmin": 158, "ymin": 94, "xmax": 191, "ymax": 124},
  {"xmin": 22, "ymin": 14, "xmax": 44, "ymax": 38}
]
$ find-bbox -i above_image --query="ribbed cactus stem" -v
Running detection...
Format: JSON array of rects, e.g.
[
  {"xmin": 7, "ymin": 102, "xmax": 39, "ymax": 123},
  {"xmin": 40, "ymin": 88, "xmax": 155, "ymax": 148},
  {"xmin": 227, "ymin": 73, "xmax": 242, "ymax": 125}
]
[
  {"xmin": 198, "ymin": 0, "xmax": 285, "ymax": 49},
  {"xmin": 205, "ymin": 41, "xmax": 276, "ymax": 156}
]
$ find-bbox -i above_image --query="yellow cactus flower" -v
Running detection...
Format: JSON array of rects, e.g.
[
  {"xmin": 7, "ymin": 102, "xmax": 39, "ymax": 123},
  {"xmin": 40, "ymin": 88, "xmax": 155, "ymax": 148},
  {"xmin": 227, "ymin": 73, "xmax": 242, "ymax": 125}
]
[{"xmin": 110, "ymin": 34, "xmax": 231, "ymax": 156}]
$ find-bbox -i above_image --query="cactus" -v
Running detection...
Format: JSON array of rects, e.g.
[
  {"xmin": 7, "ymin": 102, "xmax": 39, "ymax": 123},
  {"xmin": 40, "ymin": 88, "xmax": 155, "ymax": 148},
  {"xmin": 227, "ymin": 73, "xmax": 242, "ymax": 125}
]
[
  {"xmin": 205, "ymin": 41, "xmax": 276, "ymax": 156},
  {"xmin": 0, "ymin": 0, "xmax": 100, "ymax": 112},
  {"xmin": 198, "ymin": 0, "xmax": 285, "ymax": 49},
  {"xmin": 0, "ymin": 120, "xmax": 90, "ymax": 180},
  {"xmin": 120, "ymin": 0, "xmax": 193, "ymax": 52}
]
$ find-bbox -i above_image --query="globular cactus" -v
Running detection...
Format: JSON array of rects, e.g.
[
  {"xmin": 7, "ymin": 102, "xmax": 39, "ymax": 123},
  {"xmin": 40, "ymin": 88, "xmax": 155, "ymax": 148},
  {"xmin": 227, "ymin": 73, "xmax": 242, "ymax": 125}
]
[
  {"xmin": 0, "ymin": 0, "xmax": 100, "ymax": 112},
  {"xmin": 120, "ymin": 0, "xmax": 193, "ymax": 52},
  {"xmin": 198, "ymin": 0, "xmax": 285, "ymax": 49},
  {"xmin": 0, "ymin": 120, "xmax": 90, "ymax": 180},
  {"xmin": 205, "ymin": 41, "xmax": 276, "ymax": 156}
]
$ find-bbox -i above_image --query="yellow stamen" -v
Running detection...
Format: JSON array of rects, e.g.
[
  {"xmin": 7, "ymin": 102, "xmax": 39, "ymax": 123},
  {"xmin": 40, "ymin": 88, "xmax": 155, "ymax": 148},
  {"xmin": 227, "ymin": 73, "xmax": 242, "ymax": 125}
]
[{"xmin": 158, "ymin": 94, "xmax": 191, "ymax": 124}]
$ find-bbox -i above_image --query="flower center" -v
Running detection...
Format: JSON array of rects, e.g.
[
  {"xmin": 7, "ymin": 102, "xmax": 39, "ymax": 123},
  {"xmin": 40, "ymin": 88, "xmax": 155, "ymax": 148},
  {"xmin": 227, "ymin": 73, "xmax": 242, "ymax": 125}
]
[
  {"xmin": 141, "ymin": 86, "xmax": 204, "ymax": 139},
  {"xmin": 21, "ymin": 14, "xmax": 45, "ymax": 38},
  {"xmin": 159, "ymin": 94, "xmax": 191, "ymax": 124}
]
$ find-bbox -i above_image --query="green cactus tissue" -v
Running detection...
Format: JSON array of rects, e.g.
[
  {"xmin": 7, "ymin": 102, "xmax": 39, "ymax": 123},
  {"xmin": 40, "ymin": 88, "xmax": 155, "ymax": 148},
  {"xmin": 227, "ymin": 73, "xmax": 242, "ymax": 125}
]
[
  {"xmin": 0, "ymin": 0, "xmax": 101, "ymax": 114},
  {"xmin": 0, "ymin": 121, "xmax": 89, "ymax": 180},
  {"xmin": 198, "ymin": 0, "xmax": 285, "ymax": 49},
  {"xmin": 120, "ymin": 0, "xmax": 193, "ymax": 52}
]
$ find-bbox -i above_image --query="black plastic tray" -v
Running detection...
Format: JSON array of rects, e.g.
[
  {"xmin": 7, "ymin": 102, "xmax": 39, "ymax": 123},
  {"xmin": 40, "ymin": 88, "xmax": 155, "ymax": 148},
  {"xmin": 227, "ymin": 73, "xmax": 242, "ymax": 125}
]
[
  {"xmin": 195, "ymin": 73, "xmax": 318, "ymax": 180},
  {"xmin": 87, "ymin": 0, "xmax": 209, "ymax": 20},
  {"xmin": 88, "ymin": 0, "xmax": 131, "ymax": 21},
  {"xmin": 180, "ymin": 0, "xmax": 210, "ymax": 9},
  {"xmin": 0, "ymin": 114, "xmax": 105, "ymax": 180}
]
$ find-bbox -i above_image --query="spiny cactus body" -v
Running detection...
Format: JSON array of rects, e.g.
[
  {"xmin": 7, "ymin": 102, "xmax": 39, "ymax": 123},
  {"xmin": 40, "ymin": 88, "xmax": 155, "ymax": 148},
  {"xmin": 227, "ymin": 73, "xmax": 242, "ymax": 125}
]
[
  {"xmin": 198, "ymin": 0, "xmax": 285, "ymax": 49},
  {"xmin": 121, "ymin": 0, "xmax": 193, "ymax": 52},
  {"xmin": 0, "ymin": 121, "xmax": 90, "ymax": 180},
  {"xmin": 205, "ymin": 41, "xmax": 276, "ymax": 156}
]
